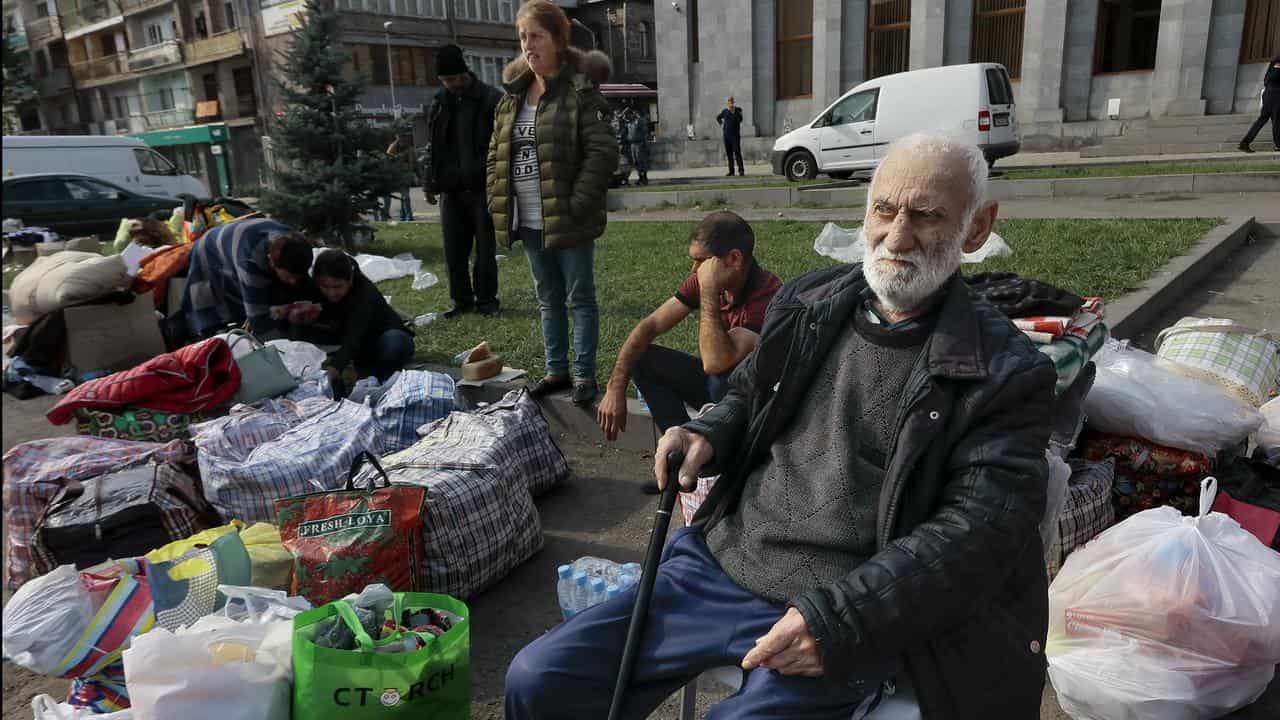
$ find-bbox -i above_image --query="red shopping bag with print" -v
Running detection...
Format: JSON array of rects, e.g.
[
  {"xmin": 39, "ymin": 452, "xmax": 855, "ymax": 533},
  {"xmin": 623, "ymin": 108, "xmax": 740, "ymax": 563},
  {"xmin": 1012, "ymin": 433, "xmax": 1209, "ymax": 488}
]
[{"xmin": 275, "ymin": 452, "xmax": 425, "ymax": 605}]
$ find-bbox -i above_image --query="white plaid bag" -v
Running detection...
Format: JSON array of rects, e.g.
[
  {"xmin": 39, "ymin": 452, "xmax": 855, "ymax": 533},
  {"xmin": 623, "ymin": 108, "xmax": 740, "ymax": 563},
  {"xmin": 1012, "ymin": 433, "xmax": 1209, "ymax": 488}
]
[
  {"xmin": 353, "ymin": 438, "xmax": 543, "ymax": 599},
  {"xmin": 374, "ymin": 369, "xmax": 456, "ymax": 453},
  {"xmin": 195, "ymin": 398, "xmax": 383, "ymax": 523},
  {"xmin": 414, "ymin": 389, "xmax": 568, "ymax": 497},
  {"xmin": 1047, "ymin": 458, "xmax": 1116, "ymax": 579},
  {"xmin": 1155, "ymin": 317, "xmax": 1280, "ymax": 407}
]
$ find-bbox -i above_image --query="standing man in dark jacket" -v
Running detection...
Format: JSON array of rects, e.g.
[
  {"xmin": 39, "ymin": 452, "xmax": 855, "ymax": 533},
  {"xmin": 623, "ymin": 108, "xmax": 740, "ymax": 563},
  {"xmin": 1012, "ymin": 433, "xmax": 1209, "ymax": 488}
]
[
  {"xmin": 626, "ymin": 104, "xmax": 652, "ymax": 185},
  {"xmin": 716, "ymin": 96, "xmax": 746, "ymax": 176},
  {"xmin": 505, "ymin": 134, "xmax": 1057, "ymax": 719},
  {"xmin": 1239, "ymin": 54, "xmax": 1280, "ymax": 153},
  {"xmin": 424, "ymin": 45, "xmax": 503, "ymax": 318}
]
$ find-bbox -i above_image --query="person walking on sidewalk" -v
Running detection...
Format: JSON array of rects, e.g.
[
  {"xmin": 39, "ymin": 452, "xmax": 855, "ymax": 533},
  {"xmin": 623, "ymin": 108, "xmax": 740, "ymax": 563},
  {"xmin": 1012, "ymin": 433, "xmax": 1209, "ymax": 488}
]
[
  {"xmin": 626, "ymin": 104, "xmax": 652, "ymax": 185},
  {"xmin": 488, "ymin": 0, "xmax": 618, "ymax": 406},
  {"xmin": 717, "ymin": 96, "xmax": 746, "ymax": 176},
  {"xmin": 1239, "ymin": 54, "xmax": 1280, "ymax": 153},
  {"xmin": 596, "ymin": 211, "xmax": 781, "ymax": 492},
  {"xmin": 383, "ymin": 131, "xmax": 415, "ymax": 222},
  {"xmin": 424, "ymin": 44, "xmax": 503, "ymax": 318}
]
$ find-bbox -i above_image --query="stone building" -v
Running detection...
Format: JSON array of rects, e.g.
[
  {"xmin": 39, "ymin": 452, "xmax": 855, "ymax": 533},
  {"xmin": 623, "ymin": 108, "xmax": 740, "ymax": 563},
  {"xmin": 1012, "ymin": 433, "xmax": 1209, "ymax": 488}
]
[
  {"xmin": 562, "ymin": 0, "xmax": 656, "ymax": 85},
  {"xmin": 654, "ymin": 0, "xmax": 1279, "ymax": 167}
]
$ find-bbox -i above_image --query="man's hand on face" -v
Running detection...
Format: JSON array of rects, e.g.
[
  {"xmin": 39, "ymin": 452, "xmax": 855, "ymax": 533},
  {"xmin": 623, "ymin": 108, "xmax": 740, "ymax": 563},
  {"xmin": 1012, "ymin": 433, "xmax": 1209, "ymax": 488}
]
[
  {"xmin": 741, "ymin": 607, "xmax": 825, "ymax": 677},
  {"xmin": 596, "ymin": 385, "xmax": 628, "ymax": 441},
  {"xmin": 696, "ymin": 254, "xmax": 729, "ymax": 293}
]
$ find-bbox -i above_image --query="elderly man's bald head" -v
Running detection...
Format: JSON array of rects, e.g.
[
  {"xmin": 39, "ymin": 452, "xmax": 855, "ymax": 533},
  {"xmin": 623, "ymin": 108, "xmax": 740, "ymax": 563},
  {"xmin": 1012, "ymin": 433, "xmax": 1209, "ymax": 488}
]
[{"xmin": 861, "ymin": 134, "xmax": 998, "ymax": 318}]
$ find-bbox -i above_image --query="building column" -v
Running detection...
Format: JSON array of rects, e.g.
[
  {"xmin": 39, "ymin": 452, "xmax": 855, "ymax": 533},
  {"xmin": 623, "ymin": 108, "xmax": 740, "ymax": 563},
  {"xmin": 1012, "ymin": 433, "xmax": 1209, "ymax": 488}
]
[
  {"xmin": 1018, "ymin": 0, "xmax": 1069, "ymax": 122},
  {"xmin": 1151, "ymin": 0, "xmax": 1213, "ymax": 117},
  {"xmin": 812, "ymin": 0, "xmax": 843, "ymax": 106},
  {"xmin": 654, "ymin": 0, "xmax": 690, "ymax": 139},
  {"xmin": 909, "ymin": 0, "xmax": 946, "ymax": 69}
]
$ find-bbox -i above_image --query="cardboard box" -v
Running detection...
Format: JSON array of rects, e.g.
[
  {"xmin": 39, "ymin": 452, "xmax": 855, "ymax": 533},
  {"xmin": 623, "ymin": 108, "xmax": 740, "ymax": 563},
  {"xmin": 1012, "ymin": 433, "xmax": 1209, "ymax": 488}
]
[{"xmin": 64, "ymin": 293, "xmax": 167, "ymax": 374}]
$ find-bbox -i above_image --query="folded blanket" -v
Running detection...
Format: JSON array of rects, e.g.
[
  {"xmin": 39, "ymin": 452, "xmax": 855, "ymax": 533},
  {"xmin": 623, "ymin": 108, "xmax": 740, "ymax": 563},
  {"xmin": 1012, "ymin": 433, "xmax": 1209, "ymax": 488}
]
[{"xmin": 1037, "ymin": 322, "xmax": 1109, "ymax": 395}]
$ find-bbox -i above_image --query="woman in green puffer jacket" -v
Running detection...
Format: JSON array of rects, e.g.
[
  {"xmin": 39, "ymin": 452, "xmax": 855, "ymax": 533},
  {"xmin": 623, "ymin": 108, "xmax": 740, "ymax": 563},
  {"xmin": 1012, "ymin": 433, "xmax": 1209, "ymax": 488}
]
[{"xmin": 487, "ymin": 0, "xmax": 618, "ymax": 406}]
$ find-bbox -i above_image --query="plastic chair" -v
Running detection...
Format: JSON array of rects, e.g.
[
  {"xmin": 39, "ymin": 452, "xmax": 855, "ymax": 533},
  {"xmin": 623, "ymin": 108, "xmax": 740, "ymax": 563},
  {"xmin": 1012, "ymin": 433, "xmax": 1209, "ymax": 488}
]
[{"xmin": 677, "ymin": 668, "xmax": 921, "ymax": 720}]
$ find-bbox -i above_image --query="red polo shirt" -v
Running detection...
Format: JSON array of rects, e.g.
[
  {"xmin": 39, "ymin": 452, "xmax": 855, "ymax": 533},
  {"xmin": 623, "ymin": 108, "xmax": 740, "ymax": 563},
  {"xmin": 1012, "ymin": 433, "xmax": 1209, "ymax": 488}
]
[{"xmin": 674, "ymin": 262, "xmax": 783, "ymax": 333}]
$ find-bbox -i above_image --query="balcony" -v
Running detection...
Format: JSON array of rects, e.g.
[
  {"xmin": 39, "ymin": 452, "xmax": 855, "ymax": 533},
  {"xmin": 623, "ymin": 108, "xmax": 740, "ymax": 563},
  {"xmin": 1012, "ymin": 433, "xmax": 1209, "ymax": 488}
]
[
  {"xmin": 127, "ymin": 40, "xmax": 182, "ymax": 72},
  {"xmin": 63, "ymin": 1, "xmax": 124, "ymax": 37},
  {"xmin": 183, "ymin": 30, "xmax": 244, "ymax": 65},
  {"xmin": 120, "ymin": 0, "xmax": 172, "ymax": 15},
  {"xmin": 70, "ymin": 54, "xmax": 128, "ymax": 85},
  {"xmin": 36, "ymin": 67, "xmax": 75, "ymax": 96},
  {"xmin": 25, "ymin": 16, "xmax": 63, "ymax": 43}
]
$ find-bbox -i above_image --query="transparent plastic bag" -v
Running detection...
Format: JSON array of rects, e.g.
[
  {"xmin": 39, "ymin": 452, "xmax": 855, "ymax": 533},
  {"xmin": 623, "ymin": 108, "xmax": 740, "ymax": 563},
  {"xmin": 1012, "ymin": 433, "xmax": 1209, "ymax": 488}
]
[
  {"xmin": 1083, "ymin": 339, "xmax": 1263, "ymax": 456},
  {"xmin": 1046, "ymin": 478, "xmax": 1280, "ymax": 720},
  {"xmin": 1258, "ymin": 397, "xmax": 1280, "ymax": 464},
  {"xmin": 218, "ymin": 585, "xmax": 312, "ymax": 624},
  {"xmin": 2, "ymin": 565, "xmax": 94, "ymax": 675},
  {"xmin": 1041, "ymin": 452, "xmax": 1071, "ymax": 565},
  {"xmin": 31, "ymin": 695, "xmax": 133, "ymax": 719},
  {"xmin": 812, "ymin": 223, "xmax": 1011, "ymax": 264}
]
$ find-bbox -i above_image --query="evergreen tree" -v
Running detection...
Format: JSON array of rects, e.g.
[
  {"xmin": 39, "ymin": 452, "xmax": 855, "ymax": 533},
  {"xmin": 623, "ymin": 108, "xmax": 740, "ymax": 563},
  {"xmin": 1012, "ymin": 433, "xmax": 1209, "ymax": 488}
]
[
  {"xmin": 2, "ymin": 19, "xmax": 36, "ymax": 134},
  {"xmin": 260, "ymin": 0, "xmax": 409, "ymax": 246}
]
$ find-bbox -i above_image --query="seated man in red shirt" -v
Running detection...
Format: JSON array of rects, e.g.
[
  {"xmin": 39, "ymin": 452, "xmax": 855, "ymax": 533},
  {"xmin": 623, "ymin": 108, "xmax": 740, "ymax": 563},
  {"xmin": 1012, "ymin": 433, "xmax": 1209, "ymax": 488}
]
[{"xmin": 597, "ymin": 211, "xmax": 782, "ymax": 491}]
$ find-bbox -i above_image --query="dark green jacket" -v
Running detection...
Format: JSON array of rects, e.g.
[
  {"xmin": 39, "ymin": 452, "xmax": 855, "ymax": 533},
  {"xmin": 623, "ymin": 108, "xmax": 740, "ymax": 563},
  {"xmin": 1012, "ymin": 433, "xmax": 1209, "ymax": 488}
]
[{"xmin": 487, "ymin": 48, "xmax": 618, "ymax": 250}]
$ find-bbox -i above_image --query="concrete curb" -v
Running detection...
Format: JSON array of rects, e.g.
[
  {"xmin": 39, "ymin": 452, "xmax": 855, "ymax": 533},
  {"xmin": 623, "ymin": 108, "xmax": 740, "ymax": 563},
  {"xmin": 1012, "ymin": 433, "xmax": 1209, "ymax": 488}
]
[
  {"xmin": 1108, "ymin": 215, "xmax": 1256, "ymax": 339},
  {"xmin": 607, "ymin": 172, "xmax": 1280, "ymax": 210},
  {"xmin": 440, "ymin": 217, "xmax": 1255, "ymax": 451}
]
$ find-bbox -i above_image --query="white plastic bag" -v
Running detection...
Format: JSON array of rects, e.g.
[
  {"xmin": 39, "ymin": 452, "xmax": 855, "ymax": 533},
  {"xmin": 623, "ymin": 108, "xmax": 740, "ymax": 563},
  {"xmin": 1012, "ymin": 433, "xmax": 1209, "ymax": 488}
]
[
  {"xmin": 1047, "ymin": 478, "xmax": 1280, "ymax": 720},
  {"xmin": 123, "ymin": 615, "xmax": 292, "ymax": 720},
  {"xmin": 1041, "ymin": 452, "xmax": 1071, "ymax": 564},
  {"xmin": 412, "ymin": 269, "xmax": 439, "ymax": 290},
  {"xmin": 813, "ymin": 223, "xmax": 1011, "ymax": 264},
  {"xmin": 1258, "ymin": 397, "xmax": 1280, "ymax": 464},
  {"xmin": 218, "ymin": 585, "xmax": 312, "ymax": 625},
  {"xmin": 1083, "ymin": 339, "xmax": 1263, "ymax": 456},
  {"xmin": 264, "ymin": 339, "xmax": 327, "ymax": 377},
  {"xmin": 2, "ymin": 565, "xmax": 94, "ymax": 675},
  {"xmin": 31, "ymin": 695, "xmax": 133, "ymax": 720}
]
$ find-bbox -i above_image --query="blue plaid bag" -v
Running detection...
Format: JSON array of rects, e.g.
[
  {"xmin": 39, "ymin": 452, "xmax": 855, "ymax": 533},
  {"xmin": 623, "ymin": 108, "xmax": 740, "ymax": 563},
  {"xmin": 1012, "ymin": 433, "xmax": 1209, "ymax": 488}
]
[{"xmin": 373, "ymin": 370, "xmax": 456, "ymax": 453}]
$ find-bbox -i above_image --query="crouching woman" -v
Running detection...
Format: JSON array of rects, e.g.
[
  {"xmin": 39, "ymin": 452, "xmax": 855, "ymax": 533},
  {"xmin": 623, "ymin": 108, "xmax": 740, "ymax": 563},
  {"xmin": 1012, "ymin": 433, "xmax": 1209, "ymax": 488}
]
[{"xmin": 308, "ymin": 249, "xmax": 416, "ymax": 387}]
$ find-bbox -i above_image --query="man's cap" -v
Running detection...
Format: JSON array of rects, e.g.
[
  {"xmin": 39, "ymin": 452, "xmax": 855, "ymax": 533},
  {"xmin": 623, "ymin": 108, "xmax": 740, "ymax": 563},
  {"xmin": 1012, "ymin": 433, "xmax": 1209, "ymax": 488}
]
[{"xmin": 435, "ymin": 44, "xmax": 468, "ymax": 76}]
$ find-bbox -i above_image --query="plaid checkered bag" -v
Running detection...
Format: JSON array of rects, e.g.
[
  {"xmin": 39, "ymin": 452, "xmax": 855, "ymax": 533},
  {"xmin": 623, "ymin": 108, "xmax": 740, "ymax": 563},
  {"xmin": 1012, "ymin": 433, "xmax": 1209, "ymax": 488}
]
[
  {"xmin": 1155, "ymin": 317, "xmax": 1280, "ymax": 407},
  {"xmin": 374, "ymin": 369, "xmax": 456, "ymax": 453},
  {"xmin": 1047, "ymin": 458, "xmax": 1116, "ymax": 579},
  {"xmin": 190, "ymin": 398, "xmax": 311, "ymax": 462},
  {"xmin": 353, "ymin": 438, "xmax": 543, "ymax": 599},
  {"xmin": 414, "ymin": 389, "xmax": 568, "ymax": 497},
  {"xmin": 3, "ymin": 438, "xmax": 193, "ymax": 590},
  {"xmin": 196, "ymin": 398, "xmax": 383, "ymax": 523}
]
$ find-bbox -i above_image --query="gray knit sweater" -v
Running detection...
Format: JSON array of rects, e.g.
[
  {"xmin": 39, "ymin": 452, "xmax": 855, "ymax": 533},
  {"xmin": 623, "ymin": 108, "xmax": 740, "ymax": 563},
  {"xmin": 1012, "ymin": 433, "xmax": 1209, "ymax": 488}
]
[{"xmin": 706, "ymin": 308, "xmax": 929, "ymax": 604}]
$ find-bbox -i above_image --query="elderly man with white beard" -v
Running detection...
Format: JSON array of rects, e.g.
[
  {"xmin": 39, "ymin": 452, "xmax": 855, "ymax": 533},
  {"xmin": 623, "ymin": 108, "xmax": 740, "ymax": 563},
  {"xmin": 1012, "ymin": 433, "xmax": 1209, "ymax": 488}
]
[{"xmin": 504, "ymin": 134, "xmax": 1058, "ymax": 720}]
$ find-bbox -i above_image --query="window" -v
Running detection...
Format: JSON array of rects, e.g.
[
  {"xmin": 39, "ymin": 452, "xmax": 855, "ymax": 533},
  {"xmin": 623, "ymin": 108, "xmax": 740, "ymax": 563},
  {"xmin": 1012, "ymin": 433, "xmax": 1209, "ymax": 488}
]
[
  {"xmin": 203, "ymin": 73, "xmax": 218, "ymax": 102},
  {"xmin": 868, "ymin": 0, "xmax": 910, "ymax": 79},
  {"xmin": 195, "ymin": 13, "xmax": 208, "ymax": 39},
  {"xmin": 826, "ymin": 89, "xmax": 879, "ymax": 126},
  {"xmin": 499, "ymin": 0, "xmax": 515, "ymax": 23},
  {"xmin": 6, "ymin": 180, "xmax": 66, "ymax": 202},
  {"xmin": 1241, "ymin": 0, "xmax": 1279, "ymax": 63},
  {"xmin": 970, "ymin": 0, "xmax": 1025, "ymax": 79},
  {"xmin": 146, "ymin": 23, "xmax": 163, "ymax": 45},
  {"xmin": 133, "ymin": 148, "xmax": 176, "ymax": 175},
  {"xmin": 689, "ymin": 0, "xmax": 699, "ymax": 62},
  {"xmin": 64, "ymin": 178, "xmax": 120, "ymax": 200},
  {"xmin": 234, "ymin": 66, "xmax": 256, "ymax": 113},
  {"xmin": 35, "ymin": 2, "xmax": 50, "ymax": 19},
  {"xmin": 986, "ymin": 67, "xmax": 1014, "ymax": 105},
  {"xmin": 100, "ymin": 35, "xmax": 117, "ymax": 56},
  {"xmin": 632, "ymin": 21, "xmax": 651, "ymax": 59},
  {"xmin": 153, "ymin": 88, "xmax": 176, "ymax": 111},
  {"xmin": 1094, "ymin": 0, "xmax": 1160, "ymax": 74},
  {"xmin": 224, "ymin": 1, "xmax": 238, "ymax": 30},
  {"xmin": 370, "ymin": 44, "xmax": 390, "ymax": 85},
  {"xmin": 777, "ymin": 0, "xmax": 813, "ymax": 98}
]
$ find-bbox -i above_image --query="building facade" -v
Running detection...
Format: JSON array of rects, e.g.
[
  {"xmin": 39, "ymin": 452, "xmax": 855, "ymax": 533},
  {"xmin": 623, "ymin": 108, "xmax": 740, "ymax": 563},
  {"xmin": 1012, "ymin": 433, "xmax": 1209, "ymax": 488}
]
[
  {"xmin": 655, "ymin": 0, "xmax": 1280, "ymax": 166},
  {"xmin": 563, "ymin": 0, "xmax": 655, "ymax": 85}
]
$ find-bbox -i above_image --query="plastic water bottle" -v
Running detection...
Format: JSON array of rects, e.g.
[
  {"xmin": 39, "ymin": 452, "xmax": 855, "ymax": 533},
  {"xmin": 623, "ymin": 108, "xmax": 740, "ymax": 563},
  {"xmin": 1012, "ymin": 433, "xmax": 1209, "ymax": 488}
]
[
  {"xmin": 606, "ymin": 584, "xmax": 620, "ymax": 601},
  {"xmin": 571, "ymin": 571, "xmax": 590, "ymax": 615},
  {"xmin": 632, "ymin": 381, "xmax": 649, "ymax": 413},
  {"xmin": 622, "ymin": 562, "xmax": 642, "ymax": 579},
  {"xmin": 556, "ymin": 565, "xmax": 574, "ymax": 619},
  {"xmin": 589, "ymin": 577, "xmax": 606, "ymax": 609}
]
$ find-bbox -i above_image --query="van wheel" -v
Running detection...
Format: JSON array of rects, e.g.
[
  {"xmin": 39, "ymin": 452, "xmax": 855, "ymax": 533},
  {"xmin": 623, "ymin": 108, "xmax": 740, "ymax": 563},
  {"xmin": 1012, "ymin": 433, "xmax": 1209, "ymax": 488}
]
[
  {"xmin": 827, "ymin": 171, "xmax": 854, "ymax": 180},
  {"xmin": 784, "ymin": 151, "xmax": 818, "ymax": 182}
]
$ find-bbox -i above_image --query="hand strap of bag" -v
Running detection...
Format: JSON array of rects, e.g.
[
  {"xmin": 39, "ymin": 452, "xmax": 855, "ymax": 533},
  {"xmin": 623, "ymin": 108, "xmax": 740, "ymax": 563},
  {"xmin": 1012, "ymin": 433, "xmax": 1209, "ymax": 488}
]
[
  {"xmin": 346, "ymin": 451, "xmax": 391, "ymax": 491},
  {"xmin": 1155, "ymin": 322, "xmax": 1278, "ymax": 352},
  {"xmin": 332, "ymin": 593, "xmax": 409, "ymax": 653},
  {"xmin": 224, "ymin": 327, "xmax": 265, "ymax": 354}
]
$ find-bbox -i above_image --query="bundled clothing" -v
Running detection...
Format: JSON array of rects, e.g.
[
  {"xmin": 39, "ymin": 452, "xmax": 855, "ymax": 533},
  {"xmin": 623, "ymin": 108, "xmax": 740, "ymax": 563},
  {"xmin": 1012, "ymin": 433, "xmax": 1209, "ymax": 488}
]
[
  {"xmin": 182, "ymin": 218, "xmax": 295, "ymax": 337},
  {"xmin": 964, "ymin": 272, "xmax": 1085, "ymax": 319}
]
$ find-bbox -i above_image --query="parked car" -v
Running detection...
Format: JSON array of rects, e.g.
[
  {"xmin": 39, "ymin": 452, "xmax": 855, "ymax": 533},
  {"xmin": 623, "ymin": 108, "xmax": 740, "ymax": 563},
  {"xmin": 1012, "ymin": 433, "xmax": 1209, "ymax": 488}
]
[
  {"xmin": 771, "ymin": 62, "xmax": 1019, "ymax": 182},
  {"xmin": 2, "ymin": 135, "xmax": 208, "ymax": 198},
  {"xmin": 3, "ymin": 173, "xmax": 181, "ymax": 239}
]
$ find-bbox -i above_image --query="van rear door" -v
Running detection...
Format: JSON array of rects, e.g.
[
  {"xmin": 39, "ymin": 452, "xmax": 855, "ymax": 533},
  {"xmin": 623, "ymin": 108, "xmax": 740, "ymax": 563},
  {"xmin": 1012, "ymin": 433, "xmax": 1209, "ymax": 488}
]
[{"xmin": 983, "ymin": 66, "xmax": 1017, "ymax": 146}]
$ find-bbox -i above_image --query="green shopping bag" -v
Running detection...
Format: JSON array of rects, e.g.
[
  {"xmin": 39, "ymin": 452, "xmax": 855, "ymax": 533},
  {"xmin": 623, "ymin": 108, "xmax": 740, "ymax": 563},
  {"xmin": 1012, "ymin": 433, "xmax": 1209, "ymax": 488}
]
[{"xmin": 291, "ymin": 592, "xmax": 470, "ymax": 719}]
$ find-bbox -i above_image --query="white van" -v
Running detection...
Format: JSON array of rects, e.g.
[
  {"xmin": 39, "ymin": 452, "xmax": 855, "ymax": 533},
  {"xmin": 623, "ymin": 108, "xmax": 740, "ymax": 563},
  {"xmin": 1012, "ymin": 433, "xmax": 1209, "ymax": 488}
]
[
  {"xmin": 2, "ymin": 135, "xmax": 208, "ymax": 198},
  {"xmin": 771, "ymin": 63, "xmax": 1019, "ymax": 181}
]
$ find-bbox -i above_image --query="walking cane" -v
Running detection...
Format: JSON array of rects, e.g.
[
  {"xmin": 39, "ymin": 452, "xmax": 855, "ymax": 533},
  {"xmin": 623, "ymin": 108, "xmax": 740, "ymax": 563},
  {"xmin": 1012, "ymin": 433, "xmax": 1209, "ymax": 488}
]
[{"xmin": 607, "ymin": 450, "xmax": 684, "ymax": 720}]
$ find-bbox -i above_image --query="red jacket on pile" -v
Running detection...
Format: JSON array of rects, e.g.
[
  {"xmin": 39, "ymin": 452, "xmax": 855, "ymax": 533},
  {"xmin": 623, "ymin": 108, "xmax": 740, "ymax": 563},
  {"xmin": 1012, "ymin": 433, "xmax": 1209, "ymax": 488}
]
[{"xmin": 47, "ymin": 337, "xmax": 241, "ymax": 424}]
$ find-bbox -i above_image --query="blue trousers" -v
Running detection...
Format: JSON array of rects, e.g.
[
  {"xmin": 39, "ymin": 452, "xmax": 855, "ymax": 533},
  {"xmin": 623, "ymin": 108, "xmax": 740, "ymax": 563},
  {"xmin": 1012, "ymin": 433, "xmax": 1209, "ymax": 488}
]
[
  {"xmin": 518, "ymin": 227, "xmax": 599, "ymax": 380},
  {"xmin": 505, "ymin": 528, "xmax": 893, "ymax": 720},
  {"xmin": 354, "ymin": 328, "xmax": 414, "ymax": 383}
]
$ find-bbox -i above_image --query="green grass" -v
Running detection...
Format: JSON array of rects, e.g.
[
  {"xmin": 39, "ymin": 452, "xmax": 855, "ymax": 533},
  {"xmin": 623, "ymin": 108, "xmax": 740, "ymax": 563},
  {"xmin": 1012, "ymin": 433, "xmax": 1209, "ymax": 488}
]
[
  {"xmin": 1000, "ymin": 161, "xmax": 1280, "ymax": 181},
  {"xmin": 370, "ymin": 217, "xmax": 1220, "ymax": 379},
  {"xmin": 616, "ymin": 178, "xmax": 824, "ymax": 193}
]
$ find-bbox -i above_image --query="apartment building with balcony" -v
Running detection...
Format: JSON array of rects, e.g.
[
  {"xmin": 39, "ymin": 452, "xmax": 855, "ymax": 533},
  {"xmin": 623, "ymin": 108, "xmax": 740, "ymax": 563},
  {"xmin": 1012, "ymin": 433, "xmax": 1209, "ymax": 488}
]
[{"xmin": 10, "ymin": 0, "xmax": 85, "ymax": 134}]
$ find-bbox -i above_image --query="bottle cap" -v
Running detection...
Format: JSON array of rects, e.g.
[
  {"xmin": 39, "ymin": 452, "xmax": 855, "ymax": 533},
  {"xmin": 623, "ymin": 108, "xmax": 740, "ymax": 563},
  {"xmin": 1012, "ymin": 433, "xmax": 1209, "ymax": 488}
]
[
  {"xmin": 591, "ymin": 577, "xmax": 605, "ymax": 591},
  {"xmin": 557, "ymin": 564, "xmax": 572, "ymax": 578},
  {"xmin": 574, "ymin": 571, "xmax": 588, "ymax": 585}
]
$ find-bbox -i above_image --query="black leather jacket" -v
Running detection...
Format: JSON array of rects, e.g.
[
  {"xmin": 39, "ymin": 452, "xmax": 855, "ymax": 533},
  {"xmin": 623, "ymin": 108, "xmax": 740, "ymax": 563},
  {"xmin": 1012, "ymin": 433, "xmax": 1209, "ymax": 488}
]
[
  {"xmin": 423, "ymin": 74, "xmax": 501, "ymax": 194},
  {"xmin": 686, "ymin": 266, "xmax": 1056, "ymax": 720}
]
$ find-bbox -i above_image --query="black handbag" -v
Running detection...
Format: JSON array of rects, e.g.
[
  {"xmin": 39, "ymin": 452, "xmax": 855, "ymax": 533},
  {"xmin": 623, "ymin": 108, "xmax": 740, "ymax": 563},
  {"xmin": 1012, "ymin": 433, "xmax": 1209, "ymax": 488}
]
[{"xmin": 37, "ymin": 460, "xmax": 218, "ymax": 569}]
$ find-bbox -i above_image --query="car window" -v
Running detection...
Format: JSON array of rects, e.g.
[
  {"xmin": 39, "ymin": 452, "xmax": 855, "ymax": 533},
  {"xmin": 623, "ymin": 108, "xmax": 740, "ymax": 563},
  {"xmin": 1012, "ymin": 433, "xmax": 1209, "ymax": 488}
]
[
  {"xmin": 148, "ymin": 149, "xmax": 178, "ymax": 175},
  {"xmin": 5, "ymin": 180, "xmax": 69, "ymax": 202},
  {"xmin": 64, "ymin": 178, "xmax": 120, "ymax": 201},
  {"xmin": 828, "ymin": 89, "xmax": 879, "ymax": 126},
  {"xmin": 986, "ymin": 68, "xmax": 1012, "ymax": 106},
  {"xmin": 133, "ymin": 148, "xmax": 176, "ymax": 175}
]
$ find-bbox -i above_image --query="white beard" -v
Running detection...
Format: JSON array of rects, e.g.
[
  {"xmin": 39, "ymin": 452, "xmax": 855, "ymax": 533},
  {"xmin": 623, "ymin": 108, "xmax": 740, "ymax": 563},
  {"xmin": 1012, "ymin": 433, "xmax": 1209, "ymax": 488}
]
[{"xmin": 863, "ymin": 230, "xmax": 964, "ymax": 314}]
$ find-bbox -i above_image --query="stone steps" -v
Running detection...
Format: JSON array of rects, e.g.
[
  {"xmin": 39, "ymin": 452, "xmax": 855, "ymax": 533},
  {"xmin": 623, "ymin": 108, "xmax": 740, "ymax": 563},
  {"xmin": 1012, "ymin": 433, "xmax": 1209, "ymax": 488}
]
[{"xmin": 1081, "ymin": 140, "xmax": 1276, "ymax": 157}]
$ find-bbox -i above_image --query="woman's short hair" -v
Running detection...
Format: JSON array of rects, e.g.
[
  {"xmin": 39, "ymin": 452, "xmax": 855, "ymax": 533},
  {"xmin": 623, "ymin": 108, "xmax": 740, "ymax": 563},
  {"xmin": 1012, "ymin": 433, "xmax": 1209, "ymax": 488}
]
[
  {"xmin": 312, "ymin": 248, "xmax": 357, "ymax": 282},
  {"xmin": 516, "ymin": 0, "xmax": 572, "ymax": 50}
]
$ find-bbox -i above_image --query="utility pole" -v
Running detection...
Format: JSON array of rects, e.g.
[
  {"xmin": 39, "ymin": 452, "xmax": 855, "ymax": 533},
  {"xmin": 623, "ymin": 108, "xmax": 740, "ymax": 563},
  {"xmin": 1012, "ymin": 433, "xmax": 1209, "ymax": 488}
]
[{"xmin": 383, "ymin": 20, "xmax": 396, "ymax": 115}]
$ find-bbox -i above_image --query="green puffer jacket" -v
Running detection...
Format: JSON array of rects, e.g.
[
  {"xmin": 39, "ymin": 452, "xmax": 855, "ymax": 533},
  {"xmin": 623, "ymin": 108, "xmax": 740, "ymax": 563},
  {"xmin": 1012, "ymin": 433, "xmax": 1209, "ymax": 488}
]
[{"xmin": 487, "ymin": 47, "xmax": 618, "ymax": 250}]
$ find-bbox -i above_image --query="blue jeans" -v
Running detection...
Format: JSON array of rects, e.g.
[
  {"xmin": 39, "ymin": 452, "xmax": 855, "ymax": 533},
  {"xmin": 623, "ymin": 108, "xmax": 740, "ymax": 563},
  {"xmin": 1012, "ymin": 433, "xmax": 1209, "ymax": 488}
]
[
  {"xmin": 505, "ymin": 527, "xmax": 893, "ymax": 720},
  {"xmin": 354, "ymin": 328, "xmax": 414, "ymax": 382},
  {"xmin": 382, "ymin": 188, "xmax": 412, "ymax": 221},
  {"xmin": 518, "ymin": 227, "xmax": 598, "ymax": 380}
]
